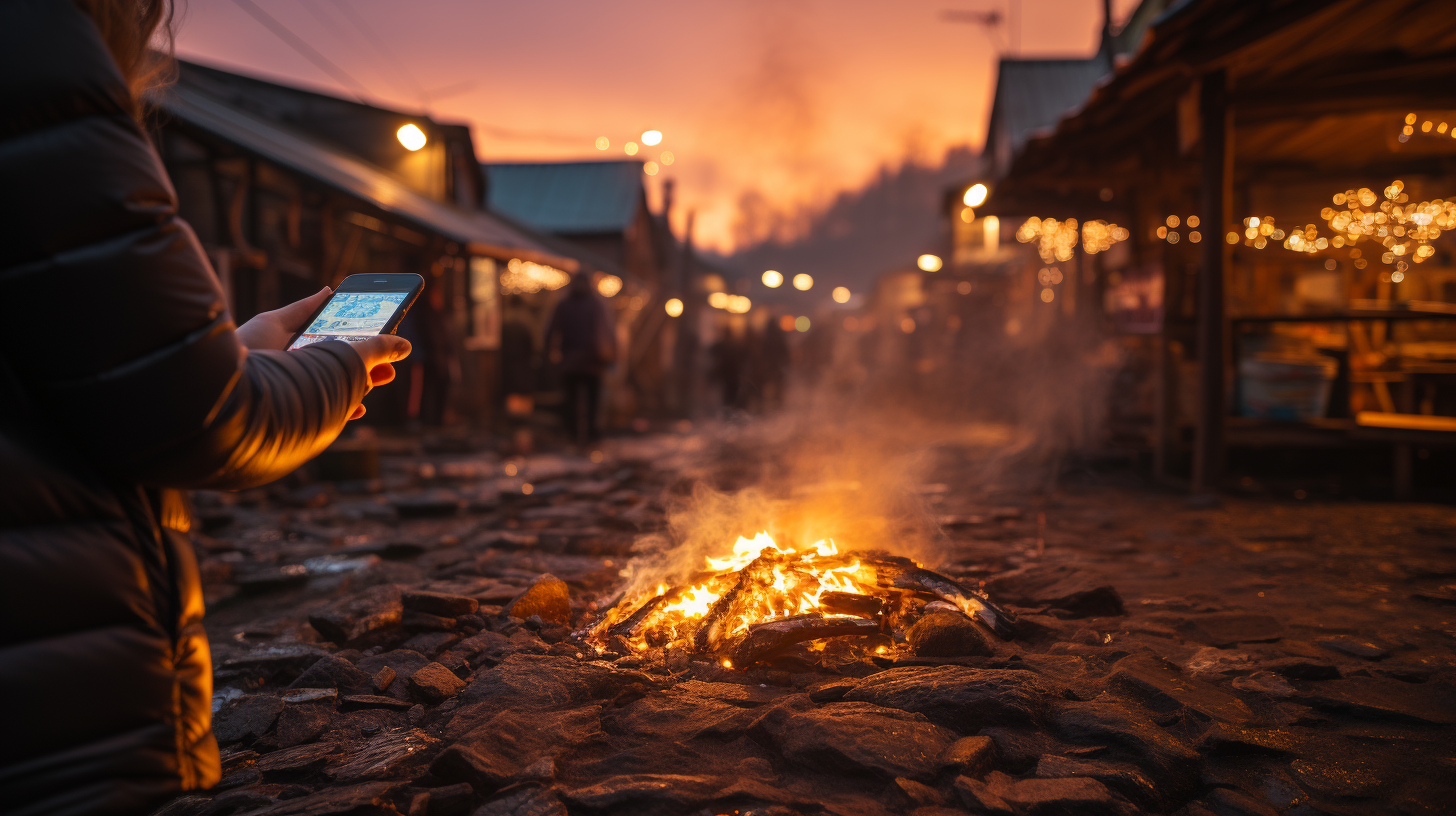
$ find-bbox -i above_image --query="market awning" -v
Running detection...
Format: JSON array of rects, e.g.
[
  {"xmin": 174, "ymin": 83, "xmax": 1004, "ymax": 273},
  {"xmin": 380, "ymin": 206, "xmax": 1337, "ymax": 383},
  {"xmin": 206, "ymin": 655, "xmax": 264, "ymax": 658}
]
[{"xmin": 155, "ymin": 84, "xmax": 578, "ymax": 271}]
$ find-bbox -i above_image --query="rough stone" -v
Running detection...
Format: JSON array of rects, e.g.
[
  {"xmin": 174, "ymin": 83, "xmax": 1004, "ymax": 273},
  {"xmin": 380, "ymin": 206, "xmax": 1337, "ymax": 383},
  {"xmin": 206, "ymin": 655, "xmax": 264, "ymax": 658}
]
[
  {"xmin": 1231, "ymin": 671, "xmax": 1296, "ymax": 698},
  {"xmin": 1110, "ymin": 655, "xmax": 1255, "ymax": 723},
  {"xmin": 758, "ymin": 700, "xmax": 957, "ymax": 782},
  {"xmin": 357, "ymin": 650, "xmax": 431, "ymax": 700},
  {"xmin": 328, "ymin": 728, "xmax": 438, "ymax": 782},
  {"xmin": 273, "ymin": 703, "xmax": 333, "ymax": 748},
  {"xmin": 1316, "ymin": 637, "xmax": 1389, "ymax": 660},
  {"xmin": 408, "ymin": 662, "xmax": 467, "ymax": 704},
  {"xmin": 1049, "ymin": 699, "xmax": 1202, "ymax": 799},
  {"xmin": 1181, "ymin": 614, "xmax": 1286, "ymax": 647},
  {"xmin": 953, "ymin": 775, "xmax": 1014, "ymax": 814},
  {"xmin": 458, "ymin": 654, "xmax": 643, "ymax": 712},
  {"xmin": 842, "ymin": 666, "xmax": 1050, "ymax": 731},
  {"xmin": 938, "ymin": 735, "xmax": 997, "ymax": 776},
  {"xmin": 372, "ymin": 666, "xmax": 396, "ymax": 693},
  {"xmin": 505, "ymin": 574, "xmax": 571, "ymax": 625},
  {"xmin": 420, "ymin": 782, "xmax": 473, "ymax": 816},
  {"xmin": 1203, "ymin": 786, "xmax": 1282, "ymax": 816},
  {"xmin": 1291, "ymin": 676, "xmax": 1456, "ymax": 724},
  {"xmin": 471, "ymin": 786, "xmax": 566, "ymax": 816},
  {"xmin": 908, "ymin": 611, "xmax": 994, "ymax": 657},
  {"xmin": 986, "ymin": 773, "xmax": 1118, "ymax": 815},
  {"xmin": 431, "ymin": 705, "xmax": 603, "ymax": 792},
  {"xmin": 401, "ymin": 632, "xmax": 461, "ymax": 656},
  {"xmin": 402, "ymin": 610, "xmax": 457, "ymax": 632},
  {"xmin": 239, "ymin": 781, "xmax": 399, "ymax": 815},
  {"xmin": 255, "ymin": 742, "xmax": 338, "ymax": 780},
  {"xmin": 1035, "ymin": 754, "xmax": 1162, "ymax": 811},
  {"xmin": 214, "ymin": 695, "xmax": 285, "ymax": 744},
  {"xmin": 339, "ymin": 694, "xmax": 416, "ymax": 712},
  {"xmin": 894, "ymin": 777, "xmax": 948, "ymax": 807},
  {"xmin": 985, "ymin": 566, "xmax": 1124, "ymax": 618},
  {"xmin": 308, "ymin": 585, "xmax": 403, "ymax": 645},
  {"xmin": 402, "ymin": 590, "xmax": 479, "ymax": 617},
  {"xmin": 290, "ymin": 655, "xmax": 375, "ymax": 696}
]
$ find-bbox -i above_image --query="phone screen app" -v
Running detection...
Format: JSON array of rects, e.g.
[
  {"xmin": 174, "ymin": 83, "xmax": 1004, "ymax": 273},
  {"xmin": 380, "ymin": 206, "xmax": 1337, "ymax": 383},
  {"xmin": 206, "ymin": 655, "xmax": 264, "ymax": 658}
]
[{"xmin": 288, "ymin": 292, "xmax": 407, "ymax": 350}]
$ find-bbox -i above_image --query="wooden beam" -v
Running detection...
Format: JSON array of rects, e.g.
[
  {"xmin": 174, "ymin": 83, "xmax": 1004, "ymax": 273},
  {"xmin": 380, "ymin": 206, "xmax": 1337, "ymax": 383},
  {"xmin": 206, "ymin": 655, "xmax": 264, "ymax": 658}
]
[{"xmin": 1193, "ymin": 69, "xmax": 1232, "ymax": 495}]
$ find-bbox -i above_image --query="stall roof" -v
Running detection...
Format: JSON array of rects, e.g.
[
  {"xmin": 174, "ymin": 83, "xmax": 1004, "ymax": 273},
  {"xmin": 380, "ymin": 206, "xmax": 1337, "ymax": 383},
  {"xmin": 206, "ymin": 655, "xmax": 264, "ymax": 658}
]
[
  {"xmin": 156, "ymin": 84, "xmax": 577, "ymax": 270},
  {"xmin": 484, "ymin": 161, "xmax": 645, "ymax": 234},
  {"xmin": 985, "ymin": 58, "xmax": 1111, "ymax": 175},
  {"xmin": 1000, "ymin": 0, "xmax": 1456, "ymax": 190}
]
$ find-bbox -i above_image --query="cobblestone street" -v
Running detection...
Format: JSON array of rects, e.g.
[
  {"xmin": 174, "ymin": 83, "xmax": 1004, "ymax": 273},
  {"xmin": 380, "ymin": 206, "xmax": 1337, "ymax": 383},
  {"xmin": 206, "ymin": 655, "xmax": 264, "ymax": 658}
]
[{"xmin": 170, "ymin": 421, "xmax": 1456, "ymax": 816}]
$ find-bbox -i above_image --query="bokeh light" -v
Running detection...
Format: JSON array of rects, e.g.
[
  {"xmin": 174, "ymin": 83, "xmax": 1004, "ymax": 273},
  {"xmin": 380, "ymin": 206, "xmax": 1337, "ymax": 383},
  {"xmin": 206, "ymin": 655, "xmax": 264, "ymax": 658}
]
[
  {"xmin": 596, "ymin": 274, "xmax": 622, "ymax": 297},
  {"xmin": 900, "ymin": 317, "xmax": 915, "ymax": 333},
  {"xmin": 625, "ymin": 141, "xmax": 639, "ymax": 155},
  {"xmin": 762, "ymin": 270, "xmax": 783, "ymax": 288},
  {"xmin": 792, "ymin": 273, "xmax": 813, "ymax": 290},
  {"xmin": 664, "ymin": 298, "xmax": 683, "ymax": 317},
  {"xmin": 963, "ymin": 183, "xmax": 988, "ymax": 207},
  {"xmin": 660, "ymin": 151, "xmax": 675, "ymax": 165},
  {"xmin": 595, "ymin": 136, "xmax": 609, "ymax": 150},
  {"xmin": 708, "ymin": 291, "xmax": 729, "ymax": 309},
  {"xmin": 644, "ymin": 161, "xmax": 659, "ymax": 176},
  {"xmin": 956, "ymin": 281, "xmax": 972, "ymax": 295},
  {"xmin": 778, "ymin": 314, "xmax": 795, "ymax": 332},
  {"xmin": 917, "ymin": 254, "xmax": 943, "ymax": 272},
  {"xmin": 831, "ymin": 286, "xmax": 851, "ymax": 303},
  {"xmin": 641, "ymin": 130, "xmax": 663, "ymax": 146},
  {"xmin": 795, "ymin": 316, "xmax": 811, "ymax": 332}
]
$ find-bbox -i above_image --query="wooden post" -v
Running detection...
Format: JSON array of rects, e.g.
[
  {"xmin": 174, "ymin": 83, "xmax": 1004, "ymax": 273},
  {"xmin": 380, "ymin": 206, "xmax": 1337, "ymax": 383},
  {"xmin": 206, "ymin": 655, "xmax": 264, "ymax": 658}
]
[{"xmin": 1193, "ymin": 70, "xmax": 1232, "ymax": 494}]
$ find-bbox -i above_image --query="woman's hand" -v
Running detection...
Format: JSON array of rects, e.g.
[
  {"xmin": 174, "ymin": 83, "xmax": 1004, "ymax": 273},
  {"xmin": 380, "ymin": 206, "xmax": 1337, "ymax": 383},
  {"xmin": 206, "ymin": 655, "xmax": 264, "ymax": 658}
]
[
  {"xmin": 236, "ymin": 287, "xmax": 332, "ymax": 351},
  {"xmin": 345, "ymin": 334, "xmax": 412, "ymax": 420}
]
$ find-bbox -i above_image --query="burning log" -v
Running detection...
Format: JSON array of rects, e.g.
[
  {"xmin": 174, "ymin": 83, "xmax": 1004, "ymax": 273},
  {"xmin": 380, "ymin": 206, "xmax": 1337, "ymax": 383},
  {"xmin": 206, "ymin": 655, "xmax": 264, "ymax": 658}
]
[
  {"xmin": 731, "ymin": 614, "xmax": 884, "ymax": 666},
  {"xmin": 868, "ymin": 555, "xmax": 1017, "ymax": 639},
  {"xmin": 694, "ymin": 554, "xmax": 781, "ymax": 651},
  {"xmin": 820, "ymin": 591, "xmax": 884, "ymax": 619},
  {"xmin": 606, "ymin": 594, "xmax": 670, "ymax": 640}
]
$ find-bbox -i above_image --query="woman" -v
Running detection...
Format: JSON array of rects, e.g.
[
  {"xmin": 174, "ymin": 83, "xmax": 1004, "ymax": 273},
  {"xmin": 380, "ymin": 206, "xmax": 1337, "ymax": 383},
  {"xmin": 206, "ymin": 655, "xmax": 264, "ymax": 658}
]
[{"xmin": 0, "ymin": 1, "xmax": 410, "ymax": 814}]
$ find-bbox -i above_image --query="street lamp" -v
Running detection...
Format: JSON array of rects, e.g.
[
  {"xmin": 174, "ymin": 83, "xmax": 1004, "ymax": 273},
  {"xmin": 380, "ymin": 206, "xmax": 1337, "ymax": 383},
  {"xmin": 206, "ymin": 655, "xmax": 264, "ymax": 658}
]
[{"xmin": 397, "ymin": 123, "xmax": 427, "ymax": 151}]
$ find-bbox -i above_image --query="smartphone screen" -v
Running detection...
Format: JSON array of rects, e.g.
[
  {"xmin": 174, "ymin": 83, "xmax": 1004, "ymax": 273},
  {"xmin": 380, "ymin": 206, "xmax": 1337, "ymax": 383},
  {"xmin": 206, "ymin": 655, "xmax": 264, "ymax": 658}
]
[{"xmin": 287, "ymin": 274, "xmax": 424, "ymax": 351}]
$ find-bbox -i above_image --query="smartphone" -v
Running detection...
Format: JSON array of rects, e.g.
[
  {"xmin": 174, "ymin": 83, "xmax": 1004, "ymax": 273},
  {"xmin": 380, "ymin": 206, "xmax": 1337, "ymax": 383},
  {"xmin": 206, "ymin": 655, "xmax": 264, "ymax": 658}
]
[{"xmin": 287, "ymin": 273, "xmax": 425, "ymax": 351}]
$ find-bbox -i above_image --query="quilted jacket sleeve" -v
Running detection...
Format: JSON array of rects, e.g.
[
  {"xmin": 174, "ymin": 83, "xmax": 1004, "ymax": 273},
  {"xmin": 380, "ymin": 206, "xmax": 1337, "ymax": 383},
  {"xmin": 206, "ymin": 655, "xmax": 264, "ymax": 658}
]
[{"xmin": 0, "ymin": 0, "xmax": 366, "ymax": 490}]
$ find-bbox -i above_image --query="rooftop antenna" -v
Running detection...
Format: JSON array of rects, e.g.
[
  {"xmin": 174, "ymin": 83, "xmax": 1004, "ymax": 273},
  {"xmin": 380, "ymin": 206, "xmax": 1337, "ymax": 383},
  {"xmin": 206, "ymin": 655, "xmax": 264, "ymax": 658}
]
[{"xmin": 940, "ymin": 3, "xmax": 1017, "ymax": 55}]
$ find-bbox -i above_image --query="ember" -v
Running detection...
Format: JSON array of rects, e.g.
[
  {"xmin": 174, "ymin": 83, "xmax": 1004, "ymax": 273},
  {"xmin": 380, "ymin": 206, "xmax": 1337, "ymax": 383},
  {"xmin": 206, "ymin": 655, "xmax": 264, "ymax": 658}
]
[{"xmin": 590, "ymin": 531, "xmax": 1015, "ymax": 667}]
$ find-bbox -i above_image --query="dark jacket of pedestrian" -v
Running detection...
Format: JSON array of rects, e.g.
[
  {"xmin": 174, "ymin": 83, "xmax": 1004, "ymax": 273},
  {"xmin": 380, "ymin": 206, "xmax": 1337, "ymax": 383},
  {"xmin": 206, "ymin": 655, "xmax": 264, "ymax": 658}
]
[
  {"xmin": 544, "ymin": 274, "xmax": 617, "ymax": 376},
  {"xmin": 0, "ymin": 3, "xmax": 383, "ymax": 814}
]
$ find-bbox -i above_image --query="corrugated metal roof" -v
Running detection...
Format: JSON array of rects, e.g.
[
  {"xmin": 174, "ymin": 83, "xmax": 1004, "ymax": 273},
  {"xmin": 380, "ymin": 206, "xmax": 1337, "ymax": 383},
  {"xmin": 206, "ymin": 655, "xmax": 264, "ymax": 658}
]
[
  {"xmin": 991, "ymin": 58, "xmax": 1111, "ymax": 159},
  {"xmin": 484, "ymin": 161, "xmax": 644, "ymax": 234},
  {"xmin": 156, "ymin": 85, "xmax": 576, "ymax": 270}
]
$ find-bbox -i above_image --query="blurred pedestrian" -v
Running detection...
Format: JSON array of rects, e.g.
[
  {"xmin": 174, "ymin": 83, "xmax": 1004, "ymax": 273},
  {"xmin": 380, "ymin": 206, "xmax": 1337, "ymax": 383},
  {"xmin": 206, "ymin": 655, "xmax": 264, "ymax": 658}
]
[
  {"xmin": 757, "ymin": 316, "xmax": 791, "ymax": 411},
  {"xmin": 709, "ymin": 324, "xmax": 749, "ymax": 411},
  {"xmin": 0, "ymin": 3, "xmax": 410, "ymax": 814},
  {"xmin": 544, "ymin": 273, "xmax": 616, "ymax": 445}
]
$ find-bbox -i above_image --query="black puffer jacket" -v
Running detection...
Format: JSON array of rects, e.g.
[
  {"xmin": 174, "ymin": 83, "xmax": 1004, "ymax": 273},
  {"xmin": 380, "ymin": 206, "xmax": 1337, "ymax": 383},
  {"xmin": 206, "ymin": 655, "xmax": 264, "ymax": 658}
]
[{"xmin": 0, "ymin": 3, "xmax": 368, "ymax": 814}]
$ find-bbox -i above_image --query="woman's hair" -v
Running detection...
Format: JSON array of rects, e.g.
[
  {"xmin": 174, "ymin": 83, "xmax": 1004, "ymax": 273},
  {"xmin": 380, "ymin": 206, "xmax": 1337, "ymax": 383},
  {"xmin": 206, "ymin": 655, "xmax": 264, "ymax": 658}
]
[{"xmin": 74, "ymin": 0, "xmax": 177, "ymax": 107}]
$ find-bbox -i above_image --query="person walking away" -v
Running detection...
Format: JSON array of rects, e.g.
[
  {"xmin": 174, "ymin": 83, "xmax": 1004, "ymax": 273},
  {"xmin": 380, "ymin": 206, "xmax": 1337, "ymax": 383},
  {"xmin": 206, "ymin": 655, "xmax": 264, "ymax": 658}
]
[
  {"xmin": 0, "ymin": 3, "xmax": 411, "ymax": 814},
  {"xmin": 544, "ymin": 273, "xmax": 616, "ymax": 445}
]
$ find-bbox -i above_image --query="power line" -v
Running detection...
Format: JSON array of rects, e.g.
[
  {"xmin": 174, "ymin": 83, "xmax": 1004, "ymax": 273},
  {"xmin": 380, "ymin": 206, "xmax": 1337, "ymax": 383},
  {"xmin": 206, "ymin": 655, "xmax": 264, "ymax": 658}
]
[
  {"xmin": 229, "ymin": 0, "xmax": 374, "ymax": 102},
  {"xmin": 322, "ymin": 0, "xmax": 431, "ymax": 110}
]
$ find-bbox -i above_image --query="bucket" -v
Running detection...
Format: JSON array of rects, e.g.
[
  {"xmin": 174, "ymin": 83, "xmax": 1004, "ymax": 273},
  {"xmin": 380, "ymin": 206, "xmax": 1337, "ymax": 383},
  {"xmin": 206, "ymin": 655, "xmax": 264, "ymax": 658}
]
[{"xmin": 1237, "ymin": 354, "xmax": 1338, "ymax": 421}]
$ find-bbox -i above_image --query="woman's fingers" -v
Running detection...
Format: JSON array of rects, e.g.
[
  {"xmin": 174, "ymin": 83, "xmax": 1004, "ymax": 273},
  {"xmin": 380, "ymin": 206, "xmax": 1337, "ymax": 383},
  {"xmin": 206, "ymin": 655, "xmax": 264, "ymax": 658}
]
[
  {"xmin": 369, "ymin": 362, "xmax": 396, "ymax": 387},
  {"xmin": 352, "ymin": 334, "xmax": 412, "ymax": 371},
  {"xmin": 275, "ymin": 287, "xmax": 333, "ymax": 331}
]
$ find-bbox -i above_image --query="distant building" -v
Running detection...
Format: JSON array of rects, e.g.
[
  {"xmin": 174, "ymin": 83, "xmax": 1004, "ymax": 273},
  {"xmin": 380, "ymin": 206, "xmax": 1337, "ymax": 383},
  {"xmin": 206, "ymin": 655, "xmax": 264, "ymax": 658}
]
[{"xmin": 485, "ymin": 161, "xmax": 685, "ymax": 419}]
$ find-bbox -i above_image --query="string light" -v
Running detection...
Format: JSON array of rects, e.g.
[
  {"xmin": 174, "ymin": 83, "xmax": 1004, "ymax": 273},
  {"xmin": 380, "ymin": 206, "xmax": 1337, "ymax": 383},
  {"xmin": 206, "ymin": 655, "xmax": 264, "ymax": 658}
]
[
  {"xmin": 500, "ymin": 258, "xmax": 570, "ymax": 294},
  {"xmin": 1015, "ymin": 217, "xmax": 1078, "ymax": 262},
  {"xmin": 1081, "ymin": 220, "xmax": 1129, "ymax": 254}
]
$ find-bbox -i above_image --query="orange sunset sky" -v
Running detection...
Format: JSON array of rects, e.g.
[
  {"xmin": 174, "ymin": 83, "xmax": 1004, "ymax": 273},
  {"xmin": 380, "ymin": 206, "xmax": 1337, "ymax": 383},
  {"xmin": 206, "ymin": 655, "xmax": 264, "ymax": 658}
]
[{"xmin": 175, "ymin": 0, "xmax": 1138, "ymax": 254}]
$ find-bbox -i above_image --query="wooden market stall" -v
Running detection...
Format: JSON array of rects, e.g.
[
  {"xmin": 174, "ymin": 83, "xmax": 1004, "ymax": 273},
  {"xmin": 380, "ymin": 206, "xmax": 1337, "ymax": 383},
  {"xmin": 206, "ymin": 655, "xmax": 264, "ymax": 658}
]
[{"xmin": 982, "ymin": 0, "xmax": 1456, "ymax": 497}]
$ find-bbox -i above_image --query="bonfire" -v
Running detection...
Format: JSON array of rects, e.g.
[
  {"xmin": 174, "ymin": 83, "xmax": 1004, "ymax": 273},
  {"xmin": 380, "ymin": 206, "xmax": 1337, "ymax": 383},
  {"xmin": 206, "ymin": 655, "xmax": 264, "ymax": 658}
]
[{"xmin": 589, "ymin": 532, "xmax": 1016, "ymax": 668}]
